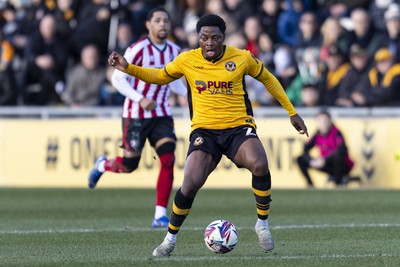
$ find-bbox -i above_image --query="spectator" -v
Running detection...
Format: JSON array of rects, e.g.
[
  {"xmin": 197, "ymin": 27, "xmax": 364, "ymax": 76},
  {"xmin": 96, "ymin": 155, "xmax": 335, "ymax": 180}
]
[
  {"xmin": 369, "ymin": 0, "xmax": 394, "ymax": 33},
  {"xmin": 294, "ymin": 11, "xmax": 322, "ymax": 51},
  {"xmin": 61, "ymin": 44, "xmax": 105, "ymax": 106},
  {"xmin": 71, "ymin": 0, "xmax": 111, "ymax": 63},
  {"xmin": 286, "ymin": 47, "xmax": 323, "ymax": 106},
  {"xmin": 52, "ymin": 0, "xmax": 78, "ymax": 44},
  {"xmin": 0, "ymin": 29, "xmax": 17, "ymax": 105},
  {"xmin": 22, "ymin": 13, "xmax": 68, "ymax": 105},
  {"xmin": 258, "ymin": 0, "xmax": 281, "ymax": 43},
  {"xmin": 257, "ymin": 32, "xmax": 275, "ymax": 71},
  {"xmin": 171, "ymin": 0, "xmax": 204, "ymax": 50},
  {"xmin": 300, "ymin": 83, "xmax": 320, "ymax": 107},
  {"xmin": 319, "ymin": 16, "xmax": 348, "ymax": 62},
  {"xmin": 224, "ymin": 31, "xmax": 247, "ymax": 52},
  {"xmin": 0, "ymin": 2, "xmax": 28, "ymax": 62},
  {"xmin": 1, "ymin": 2, "xmax": 18, "ymax": 42},
  {"xmin": 367, "ymin": 48, "xmax": 400, "ymax": 106},
  {"xmin": 99, "ymin": 65, "xmax": 124, "ymax": 106},
  {"xmin": 379, "ymin": 3, "xmax": 400, "ymax": 63},
  {"xmin": 336, "ymin": 44, "xmax": 372, "ymax": 107},
  {"xmin": 297, "ymin": 109, "xmax": 355, "ymax": 187},
  {"xmin": 243, "ymin": 16, "xmax": 262, "ymax": 56},
  {"xmin": 346, "ymin": 8, "xmax": 380, "ymax": 58},
  {"xmin": 273, "ymin": 45, "xmax": 297, "ymax": 89},
  {"xmin": 319, "ymin": 44, "xmax": 350, "ymax": 106},
  {"xmin": 114, "ymin": 22, "xmax": 134, "ymax": 55},
  {"xmin": 223, "ymin": 0, "xmax": 255, "ymax": 27},
  {"xmin": 277, "ymin": 0, "xmax": 305, "ymax": 47},
  {"xmin": 126, "ymin": 0, "xmax": 165, "ymax": 41}
]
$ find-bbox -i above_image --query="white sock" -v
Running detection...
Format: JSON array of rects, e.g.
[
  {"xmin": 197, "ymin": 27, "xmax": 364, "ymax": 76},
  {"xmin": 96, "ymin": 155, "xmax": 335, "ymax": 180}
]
[
  {"xmin": 165, "ymin": 232, "xmax": 176, "ymax": 243},
  {"xmin": 98, "ymin": 160, "xmax": 106, "ymax": 172},
  {"xmin": 154, "ymin": 205, "xmax": 167, "ymax": 219},
  {"xmin": 256, "ymin": 218, "xmax": 269, "ymax": 227}
]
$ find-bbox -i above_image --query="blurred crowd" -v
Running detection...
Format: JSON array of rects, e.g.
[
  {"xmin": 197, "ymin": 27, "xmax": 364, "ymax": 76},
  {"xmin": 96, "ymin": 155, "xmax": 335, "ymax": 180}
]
[{"xmin": 1, "ymin": 0, "xmax": 400, "ymax": 108}]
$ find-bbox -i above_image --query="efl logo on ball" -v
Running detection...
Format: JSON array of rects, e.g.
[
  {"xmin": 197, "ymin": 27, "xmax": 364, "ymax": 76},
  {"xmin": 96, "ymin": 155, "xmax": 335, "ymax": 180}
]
[{"xmin": 204, "ymin": 219, "xmax": 238, "ymax": 254}]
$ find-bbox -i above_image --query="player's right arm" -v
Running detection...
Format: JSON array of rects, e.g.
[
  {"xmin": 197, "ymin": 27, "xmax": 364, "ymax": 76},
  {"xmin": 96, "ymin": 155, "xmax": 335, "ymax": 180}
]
[
  {"xmin": 108, "ymin": 50, "xmax": 177, "ymax": 85},
  {"xmin": 110, "ymin": 49, "xmax": 156, "ymax": 110}
]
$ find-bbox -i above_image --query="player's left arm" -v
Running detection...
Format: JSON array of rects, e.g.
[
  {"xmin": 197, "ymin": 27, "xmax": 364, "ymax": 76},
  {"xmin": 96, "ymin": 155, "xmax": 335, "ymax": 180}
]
[{"xmin": 247, "ymin": 53, "xmax": 308, "ymax": 136}]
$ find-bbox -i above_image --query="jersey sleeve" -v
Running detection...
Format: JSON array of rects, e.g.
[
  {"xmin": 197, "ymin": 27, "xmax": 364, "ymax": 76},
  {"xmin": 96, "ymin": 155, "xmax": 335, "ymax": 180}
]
[
  {"xmin": 164, "ymin": 53, "xmax": 185, "ymax": 79},
  {"xmin": 256, "ymin": 67, "xmax": 297, "ymax": 116},
  {"xmin": 245, "ymin": 51, "xmax": 264, "ymax": 78}
]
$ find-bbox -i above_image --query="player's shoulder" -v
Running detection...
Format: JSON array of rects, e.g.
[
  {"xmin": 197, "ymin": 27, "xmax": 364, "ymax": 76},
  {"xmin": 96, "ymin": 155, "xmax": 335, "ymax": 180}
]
[
  {"xmin": 174, "ymin": 48, "xmax": 201, "ymax": 59},
  {"xmin": 225, "ymin": 45, "xmax": 252, "ymax": 56},
  {"xmin": 127, "ymin": 36, "xmax": 149, "ymax": 50}
]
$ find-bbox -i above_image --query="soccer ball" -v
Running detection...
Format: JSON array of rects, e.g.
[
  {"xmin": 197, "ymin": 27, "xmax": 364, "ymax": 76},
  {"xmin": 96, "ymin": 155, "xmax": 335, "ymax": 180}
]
[{"xmin": 203, "ymin": 219, "xmax": 238, "ymax": 254}]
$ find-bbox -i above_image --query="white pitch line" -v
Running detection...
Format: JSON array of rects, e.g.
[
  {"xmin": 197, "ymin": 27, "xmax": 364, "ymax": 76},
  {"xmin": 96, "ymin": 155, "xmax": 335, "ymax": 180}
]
[
  {"xmin": 1, "ymin": 223, "xmax": 400, "ymax": 235},
  {"xmin": 151, "ymin": 253, "xmax": 396, "ymax": 262}
]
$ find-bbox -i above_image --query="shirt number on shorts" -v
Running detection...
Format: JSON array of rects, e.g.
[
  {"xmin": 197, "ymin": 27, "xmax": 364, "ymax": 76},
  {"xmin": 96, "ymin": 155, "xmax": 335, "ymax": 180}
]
[{"xmin": 245, "ymin": 127, "xmax": 257, "ymax": 136}]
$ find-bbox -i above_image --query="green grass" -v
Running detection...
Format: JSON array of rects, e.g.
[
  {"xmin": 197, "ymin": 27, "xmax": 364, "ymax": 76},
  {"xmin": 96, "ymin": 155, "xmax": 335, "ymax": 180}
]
[{"xmin": 1, "ymin": 188, "xmax": 400, "ymax": 266}]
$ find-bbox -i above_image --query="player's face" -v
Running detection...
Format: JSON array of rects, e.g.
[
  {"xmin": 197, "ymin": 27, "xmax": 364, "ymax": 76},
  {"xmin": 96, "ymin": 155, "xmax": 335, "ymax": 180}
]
[
  {"xmin": 146, "ymin": 11, "xmax": 171, "ymax": 43},
  {"xmin": 199, "ymin": 26, "xmax": 225, "ymax": 61}
]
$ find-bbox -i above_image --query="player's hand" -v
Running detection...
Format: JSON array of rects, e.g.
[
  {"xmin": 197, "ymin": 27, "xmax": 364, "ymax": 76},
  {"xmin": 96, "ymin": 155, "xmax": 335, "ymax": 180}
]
[
  {"xmin": 290, "ymin": 113, "xmax": 309, "ymax": 137},
  {"xmin": 108, "ymin": 51, "xmax": 129, "ymax": 71},
  {"xmin": 139, "ymin": 98, "xmax": 157, "ymax": 111}
]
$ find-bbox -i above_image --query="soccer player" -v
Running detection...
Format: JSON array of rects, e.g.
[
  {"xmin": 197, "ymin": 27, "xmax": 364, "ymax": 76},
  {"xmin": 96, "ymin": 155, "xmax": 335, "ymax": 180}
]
[
  {"xmin": 297, "ymin": 110, "xmax": 355, "ymax": 187},
  {"xmin": 108, "ymin": 14, "xmax": 308, "ymax": 256},
  {"xmin": 88, "ymin": 7, "xmax": 187, "ymax": 228}
]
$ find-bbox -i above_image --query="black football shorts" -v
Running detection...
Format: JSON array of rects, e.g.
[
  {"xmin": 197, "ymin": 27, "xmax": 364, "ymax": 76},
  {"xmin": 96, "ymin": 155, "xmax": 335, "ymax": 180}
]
[
  {"xmin": 187, "ymin": 125, "xmax": 259, "ymax": 165},
  {"xmin": 122, "ymin": 116, "xmax": 177, "ymax": 152}
]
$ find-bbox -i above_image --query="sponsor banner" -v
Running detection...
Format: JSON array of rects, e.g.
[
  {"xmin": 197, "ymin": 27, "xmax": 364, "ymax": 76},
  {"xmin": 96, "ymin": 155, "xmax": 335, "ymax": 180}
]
[{"xmin": 0, "ymin": 118, "xmax": 399, "ymax": 188}]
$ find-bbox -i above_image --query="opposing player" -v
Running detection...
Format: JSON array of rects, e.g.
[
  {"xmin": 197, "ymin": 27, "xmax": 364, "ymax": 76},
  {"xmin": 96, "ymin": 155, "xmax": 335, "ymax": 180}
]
[
  {"xmin": 108, "ymin": 14, "xmax": 308, "ymax": 256},
  {"xmin": 88, "ymin": 7, "xmax": 187, "ymax": 228}
]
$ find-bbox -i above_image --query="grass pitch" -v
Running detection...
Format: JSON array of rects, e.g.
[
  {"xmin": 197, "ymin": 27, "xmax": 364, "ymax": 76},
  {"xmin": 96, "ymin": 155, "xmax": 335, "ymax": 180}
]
[{"xmin": 1, "ymin": 188, "xmax": 400, "ymax": 266}]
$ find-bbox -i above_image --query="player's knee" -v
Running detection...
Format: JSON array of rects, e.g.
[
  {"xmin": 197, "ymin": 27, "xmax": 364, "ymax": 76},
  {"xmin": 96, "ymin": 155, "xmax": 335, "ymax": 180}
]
[
  {"xmin": 249, "ymin": 159, "xmax": 269, "ymax": 176},
  {"xmin": 122, "ymin": 157, "xmax": 140, "ymax": 173},
  {"xmin": 156, "ymin": 142, "xmax": 176, "ymax": 156},
  {"xmin": 156, "ymin": 142, "xmax": 176, "ymax": 169},
  {"xmin": 181, "ymin": 176, "xmax": 203, "ymax": 198}
]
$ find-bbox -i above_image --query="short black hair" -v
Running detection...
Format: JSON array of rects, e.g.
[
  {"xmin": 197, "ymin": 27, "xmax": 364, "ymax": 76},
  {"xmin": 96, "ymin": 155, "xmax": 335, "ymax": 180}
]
[
  {"xmin": 196, "ymin": 14, "xmax": 226, "ymax": 33},
  {"xmin": 146, "ymin": 6, "xmax": 170, "ymax": 21}
]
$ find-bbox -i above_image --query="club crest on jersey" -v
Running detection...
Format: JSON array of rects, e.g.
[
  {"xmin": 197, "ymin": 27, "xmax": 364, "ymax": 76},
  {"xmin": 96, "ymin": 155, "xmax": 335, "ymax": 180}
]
[
  {"xmin": 193, "ymin": 137, "xmax": 204, "ymax": 146},
  {"xmin": 225, "ymin": 61, "xmax": 236, "ymax": 72}
]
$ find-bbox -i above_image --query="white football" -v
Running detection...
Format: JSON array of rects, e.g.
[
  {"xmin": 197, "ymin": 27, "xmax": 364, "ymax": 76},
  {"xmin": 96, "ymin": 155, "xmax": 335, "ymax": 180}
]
[{"xmin": 204, "ymin": 219, "xmax": 238, "ymax": 254}]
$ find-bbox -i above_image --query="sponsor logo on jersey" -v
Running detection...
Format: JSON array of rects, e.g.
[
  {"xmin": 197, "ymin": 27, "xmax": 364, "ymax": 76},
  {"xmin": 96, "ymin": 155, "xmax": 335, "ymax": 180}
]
[
  {"xmin": 194, "ymin": 136, "xmax": 204, "ymax": 146},
  {"xmin": 194, "ymin": 65, "xmax": 204, "ymax": 69},
  {"xmin": 225, "ymin": 61, "xmax": 236, "ymax": 72},
  {"xmin": 195, "ymin": 80, "xmax": 233, "ymax": 94}
]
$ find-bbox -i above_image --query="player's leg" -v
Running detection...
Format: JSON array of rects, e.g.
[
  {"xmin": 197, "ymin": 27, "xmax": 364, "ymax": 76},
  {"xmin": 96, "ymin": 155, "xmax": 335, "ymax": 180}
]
[
  {"xmin": 232, "ymin": 132, "xmax": 274, "ymax": 252},
  {"xmin": 151, "ymin": 137, "xmax": 176, "ymax": 228},
  {"xmin": 149, "ymin": 116, "xmax": 178, "ymax": 227},
  {"xmin": 296, "ymin": 154, "xmax": 314, "ymax": 187},
  {"xmin": 88, "ymin": 118, "xmax": 146, "ymax": 189},
  {"xmin": 152, "ymin": 150, "xmax": 216, "ymax": 256},
  {"xmin": 152, "ymin": 130, "xmax": 220, "ymax": 256}
]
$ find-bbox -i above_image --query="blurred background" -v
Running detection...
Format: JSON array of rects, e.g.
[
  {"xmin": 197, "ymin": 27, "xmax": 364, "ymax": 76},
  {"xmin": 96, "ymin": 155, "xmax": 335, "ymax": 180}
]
[{"xmin": 1, "ymin": 0, "xmax": 400, "ymax": 188}]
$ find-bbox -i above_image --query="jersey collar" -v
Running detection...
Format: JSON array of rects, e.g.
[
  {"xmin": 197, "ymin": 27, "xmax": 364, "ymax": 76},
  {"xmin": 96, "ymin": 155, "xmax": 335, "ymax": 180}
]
[{"xmin": 147, "ymin": 36, "xmax": 167, "ymax": 52}]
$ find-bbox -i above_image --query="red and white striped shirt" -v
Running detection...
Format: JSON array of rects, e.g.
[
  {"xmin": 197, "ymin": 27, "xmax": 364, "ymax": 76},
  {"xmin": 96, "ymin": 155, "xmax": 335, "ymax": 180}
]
[{"xmin": 111, "ymin": 37, "xmax": 185, "ymax": 119}]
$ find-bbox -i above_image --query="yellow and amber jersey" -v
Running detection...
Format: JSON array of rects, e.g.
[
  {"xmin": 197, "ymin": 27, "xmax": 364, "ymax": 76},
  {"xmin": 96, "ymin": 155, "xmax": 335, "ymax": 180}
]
[
  {"xmin": 165, "ymin": 46, "xmax": 264, "ymax": 130},
  {"xmin": 125, "ymin": 45, "xmax": 296, "ymax": 131}
]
